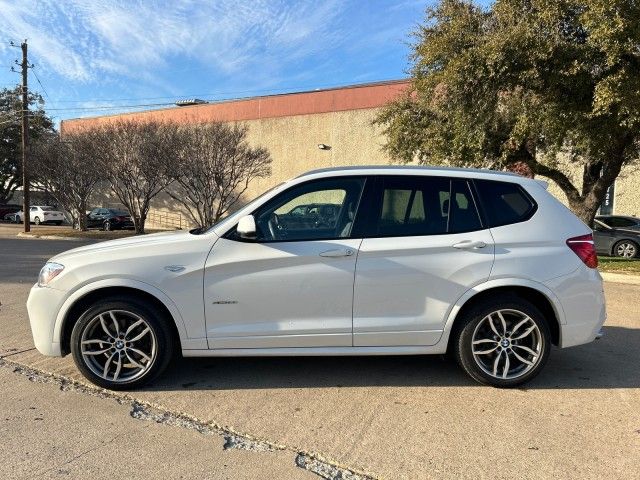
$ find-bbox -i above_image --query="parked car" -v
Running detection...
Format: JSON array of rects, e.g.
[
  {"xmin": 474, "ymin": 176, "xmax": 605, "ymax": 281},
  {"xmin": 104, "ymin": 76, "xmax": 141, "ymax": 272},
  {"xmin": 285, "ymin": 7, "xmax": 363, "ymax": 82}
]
[
  {"xmin": 0, "ymin": 204, "xmax": 21, "ymax": 222},
  {"xmin": 83, "ymin": 208, "xmax": 134, "ymax": 231},
  {"xmin": 595, "ymin": 215, "xmax": 640, "ymax": 232},
  {"xmin": 593, "ymin": 218, "xmax": 640, "ymax": 258},
  {"xmin": 27, "ymin": 166, "xmax": 605, "ymax": 390},
  {"xmin": 16, "ymin": 206, "xmax": 65, "ymax": 225}
]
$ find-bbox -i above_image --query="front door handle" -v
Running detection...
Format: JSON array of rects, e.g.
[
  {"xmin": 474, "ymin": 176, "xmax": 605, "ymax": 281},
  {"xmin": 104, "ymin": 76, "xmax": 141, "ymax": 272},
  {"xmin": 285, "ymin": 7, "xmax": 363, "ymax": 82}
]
[
  {"xmin": 319, "ymin": 248, "xmax": 355, "ymax": 257},
  {"xmin": 452, "ymin": 240, "xmax": 487, "ymax": 249}
]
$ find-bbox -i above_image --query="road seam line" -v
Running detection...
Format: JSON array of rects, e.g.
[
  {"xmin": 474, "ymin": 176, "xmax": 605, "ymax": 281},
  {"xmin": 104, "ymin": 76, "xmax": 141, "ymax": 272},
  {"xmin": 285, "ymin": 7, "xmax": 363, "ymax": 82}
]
[{"xmin": 0, "ymin": 357, "xmax": 377, "ymax": 480}]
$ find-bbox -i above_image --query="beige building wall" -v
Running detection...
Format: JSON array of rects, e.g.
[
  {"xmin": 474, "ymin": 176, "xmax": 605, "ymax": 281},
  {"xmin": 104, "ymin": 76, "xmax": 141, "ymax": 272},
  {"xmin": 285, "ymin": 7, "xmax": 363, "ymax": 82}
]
[
  {"xmin": 541, "ymin": 162, "xmax": 640, "ymax": 218},
  {"xmin": 148, "ymin": 107, "xmax": 640, "ymax": 229}
]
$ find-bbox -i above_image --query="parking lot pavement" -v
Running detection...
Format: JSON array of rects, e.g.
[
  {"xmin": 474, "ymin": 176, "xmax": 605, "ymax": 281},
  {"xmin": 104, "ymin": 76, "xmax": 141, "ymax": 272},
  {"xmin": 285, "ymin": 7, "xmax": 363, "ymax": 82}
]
[
  {"xmin": 1, "ymin": 237, "xmax": 639, "ymax": 479},
  {"xmin": 0, "ymin": 366, "xmax": 315, "ymax": 480}
]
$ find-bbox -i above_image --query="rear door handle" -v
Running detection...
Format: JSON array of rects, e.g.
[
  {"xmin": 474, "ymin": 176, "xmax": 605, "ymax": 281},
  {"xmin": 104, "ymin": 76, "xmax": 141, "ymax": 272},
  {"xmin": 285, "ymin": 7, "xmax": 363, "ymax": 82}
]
[
  {"xmin": 319, "ymin": 248, "xmax": 355, "ymax": 257},
  {"xmin": 452, "ymin": 240, "xmax": 487, "ymax": 249}
]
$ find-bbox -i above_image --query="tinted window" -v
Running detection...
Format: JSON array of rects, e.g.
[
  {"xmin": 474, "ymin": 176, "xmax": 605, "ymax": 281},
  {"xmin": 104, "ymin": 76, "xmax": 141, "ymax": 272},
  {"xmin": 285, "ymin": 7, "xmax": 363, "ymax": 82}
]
[
  {"xmin": 474, "ymin": 180, "xmax": 536, "ymax": 227},
  {"xmin": 606, "ymin": 217, "xmax": 636, "ymax": 228},
  {"xmin": 449, "ymin": 180, "xmax": 483, "ymax": 233},
  {"xmin": 373, "ymin": 176, "xmax": 482, "ymax": 237},
  {"xmin": 252, "ymin": 177, "xmax": 365, "ymax": 241}
]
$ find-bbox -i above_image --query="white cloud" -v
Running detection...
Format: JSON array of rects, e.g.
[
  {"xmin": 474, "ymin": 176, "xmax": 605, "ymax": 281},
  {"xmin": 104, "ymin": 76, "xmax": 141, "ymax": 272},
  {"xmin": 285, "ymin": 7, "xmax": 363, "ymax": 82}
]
[{"xmin": 0, "ymin": 0, "xmax": 346, "ymax": 85}]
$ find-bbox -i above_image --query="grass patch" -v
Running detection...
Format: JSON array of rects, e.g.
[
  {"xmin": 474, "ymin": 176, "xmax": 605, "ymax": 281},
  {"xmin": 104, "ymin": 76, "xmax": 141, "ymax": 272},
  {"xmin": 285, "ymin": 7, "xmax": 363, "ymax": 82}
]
[
  {"xmin": 598, "ymin": 256, "xmax": 640, "ymax": 275},
  {"xmin": 19, "ymin": 227, "xmax": 172, "ymax": 240}
]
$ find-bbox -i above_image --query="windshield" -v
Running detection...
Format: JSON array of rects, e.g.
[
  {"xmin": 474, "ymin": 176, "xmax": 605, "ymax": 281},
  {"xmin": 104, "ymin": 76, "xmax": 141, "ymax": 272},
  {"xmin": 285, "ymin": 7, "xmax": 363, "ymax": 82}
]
[{"xmin": 40, "ymin": 206, "xmax": 55, "ymax": 211}]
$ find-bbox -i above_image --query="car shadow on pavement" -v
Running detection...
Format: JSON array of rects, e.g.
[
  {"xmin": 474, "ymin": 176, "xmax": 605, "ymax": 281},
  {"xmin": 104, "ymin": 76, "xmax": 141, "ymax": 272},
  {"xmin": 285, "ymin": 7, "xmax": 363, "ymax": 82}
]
[{"xmin": 148, "ymin": 325, "xmax": 640, "ymax": 391}]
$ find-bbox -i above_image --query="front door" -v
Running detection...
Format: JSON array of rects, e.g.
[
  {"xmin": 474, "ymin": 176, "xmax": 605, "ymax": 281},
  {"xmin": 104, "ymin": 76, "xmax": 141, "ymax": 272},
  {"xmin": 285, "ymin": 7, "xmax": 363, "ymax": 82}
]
[
  {"xmin": 353, "ymin": 176, "xmax": 495, "ymax": 346},
  {"xmin": 204, "ymin": 177, "xmax": 366, "ymax": 349}
]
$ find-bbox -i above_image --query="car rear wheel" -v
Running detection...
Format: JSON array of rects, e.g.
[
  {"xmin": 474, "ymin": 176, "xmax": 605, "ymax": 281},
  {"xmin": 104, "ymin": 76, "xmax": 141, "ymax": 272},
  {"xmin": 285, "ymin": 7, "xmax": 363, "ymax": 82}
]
[
  {"xmin": 613, "ymin": 240, "xmax": 638, "ymax": 259},
  {"xmin": 454, "ymin": 295, "xmax": 551, "ymax": 387},
  {"xmin": 70, "ymin": 297, "xmax": 174, "ymax": 390}
]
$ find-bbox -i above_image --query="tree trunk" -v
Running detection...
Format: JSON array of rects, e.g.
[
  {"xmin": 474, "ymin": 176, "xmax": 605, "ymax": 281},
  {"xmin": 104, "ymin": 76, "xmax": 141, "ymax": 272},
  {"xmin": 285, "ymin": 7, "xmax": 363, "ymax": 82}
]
[
  {"xmin": 78, "ymin": 199, "xmax": 88, "ymax": 231},
  {"xmin": 568, "ymin": 197, "xmax": 601, "ymax": 228}
]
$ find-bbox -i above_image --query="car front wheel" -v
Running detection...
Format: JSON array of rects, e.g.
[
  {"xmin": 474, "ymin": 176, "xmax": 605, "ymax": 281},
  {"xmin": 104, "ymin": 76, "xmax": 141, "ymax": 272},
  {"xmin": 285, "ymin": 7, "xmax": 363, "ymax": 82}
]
[
  {"xmin": 454, "ymin": 295, "xmax": 551, "ymax": 387},
  {"xmin": 34, "ymin": 216, "xmax": 41, "ymax": 225},
  {"xmin": 70, "ymin": 297, "xmax": 174, "ymax": 390}
]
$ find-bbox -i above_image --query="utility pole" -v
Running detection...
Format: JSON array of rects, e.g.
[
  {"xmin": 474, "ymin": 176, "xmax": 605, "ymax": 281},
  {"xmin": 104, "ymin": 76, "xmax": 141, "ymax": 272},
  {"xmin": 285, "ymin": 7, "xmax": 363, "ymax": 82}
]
[{"xmin": 20, "ymin": 40, "xmax": 30, "ymax": 233}]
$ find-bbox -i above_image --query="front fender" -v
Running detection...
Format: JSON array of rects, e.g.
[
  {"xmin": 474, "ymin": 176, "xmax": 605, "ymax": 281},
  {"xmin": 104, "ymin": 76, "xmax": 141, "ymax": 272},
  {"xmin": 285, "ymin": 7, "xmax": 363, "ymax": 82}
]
[{"xmin": 52, "ymin": 278, "xmax": 198, "ymax": 348}]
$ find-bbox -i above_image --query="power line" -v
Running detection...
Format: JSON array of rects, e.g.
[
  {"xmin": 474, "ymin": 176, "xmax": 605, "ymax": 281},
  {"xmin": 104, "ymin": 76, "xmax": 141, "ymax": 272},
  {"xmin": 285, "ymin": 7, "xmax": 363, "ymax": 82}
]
[
  {"xmin": 26, "ymin": 78, "xmax": 406, "ymax": 105},
  {"xmin": 44, "ymin": 101, "xmax": 175, "ymax": 112},
  {"xmin": 31, "ymin": 67, "xmax": 52, "ymax": 104}
]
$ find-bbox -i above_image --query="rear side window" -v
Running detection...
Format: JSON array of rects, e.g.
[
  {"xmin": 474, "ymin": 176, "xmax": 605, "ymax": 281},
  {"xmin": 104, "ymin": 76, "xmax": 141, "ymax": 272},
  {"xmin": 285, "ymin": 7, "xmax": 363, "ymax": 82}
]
[
  {"xmin": 373, "ymin": 176, "xmax": 482, "ymax": 237},
  {"xmin": 605, "ymin": 217, "xmax": 637, "ymax": 228},
  {"xmin": 474, "ymin": 180, "xmax": 537, "ymax": 227}
]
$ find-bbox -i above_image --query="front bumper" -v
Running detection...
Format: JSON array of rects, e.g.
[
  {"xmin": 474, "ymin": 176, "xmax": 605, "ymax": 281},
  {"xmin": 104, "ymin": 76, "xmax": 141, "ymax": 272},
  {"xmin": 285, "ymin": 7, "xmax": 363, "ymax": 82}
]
[{"xmin": 26, "ymin": 284, "xmax": 68, "ymax": 356}]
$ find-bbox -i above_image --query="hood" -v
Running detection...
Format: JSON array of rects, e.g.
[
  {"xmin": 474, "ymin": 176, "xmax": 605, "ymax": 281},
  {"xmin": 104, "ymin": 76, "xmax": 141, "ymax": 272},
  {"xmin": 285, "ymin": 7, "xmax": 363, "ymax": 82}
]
[{"xmin": 51, "ymin": 229, "xmax": 215, "ymax": 262}]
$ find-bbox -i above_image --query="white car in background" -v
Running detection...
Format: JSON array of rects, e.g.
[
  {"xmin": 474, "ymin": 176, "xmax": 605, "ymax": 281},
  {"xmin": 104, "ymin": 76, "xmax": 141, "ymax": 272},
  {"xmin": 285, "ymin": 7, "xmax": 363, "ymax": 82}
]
[
  {"xmin": 17, "ymin": 206, "xmax": 65, "ymax": 225},
  {"xmin": 27, "ymin": 166, "xmax": 606, "ymax": 390}
]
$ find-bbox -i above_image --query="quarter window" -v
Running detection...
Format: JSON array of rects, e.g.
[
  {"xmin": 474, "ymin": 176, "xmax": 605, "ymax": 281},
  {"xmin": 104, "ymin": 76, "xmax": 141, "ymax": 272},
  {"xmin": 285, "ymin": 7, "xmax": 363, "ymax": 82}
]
[{"xmin": 474, "ymin": 179, "xmax": 537, "ymax": 227}]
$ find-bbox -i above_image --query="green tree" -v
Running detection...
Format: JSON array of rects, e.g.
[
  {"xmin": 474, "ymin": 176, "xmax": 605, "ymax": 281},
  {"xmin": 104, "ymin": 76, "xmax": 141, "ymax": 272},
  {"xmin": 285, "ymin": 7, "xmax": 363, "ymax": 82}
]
[
  {"xmin": 0, "ymin": 87, "xmax": 55, "ymax": 203},
  {"xmin": 376, "ymin": 0, "xmax": 640, "ymax": 225}
]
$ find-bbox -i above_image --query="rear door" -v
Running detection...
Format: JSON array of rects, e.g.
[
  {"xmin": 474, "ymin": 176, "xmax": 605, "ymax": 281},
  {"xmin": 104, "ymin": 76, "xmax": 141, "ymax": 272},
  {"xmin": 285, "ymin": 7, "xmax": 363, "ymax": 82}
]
[{"xmin": 353, "ymin": 176, "xmax": 494, "ymax": 346}]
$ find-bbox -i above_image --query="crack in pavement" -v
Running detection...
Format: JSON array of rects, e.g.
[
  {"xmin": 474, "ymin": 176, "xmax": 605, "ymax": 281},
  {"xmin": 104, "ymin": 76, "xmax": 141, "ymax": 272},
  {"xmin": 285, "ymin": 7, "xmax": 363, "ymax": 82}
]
[
  {"xmin": 1, "ymin": 357, "xmax": 377, "ymax": 480},
  {"xmin": 0, "ymin": 347, "xmax": 36, "ymax": 358}
]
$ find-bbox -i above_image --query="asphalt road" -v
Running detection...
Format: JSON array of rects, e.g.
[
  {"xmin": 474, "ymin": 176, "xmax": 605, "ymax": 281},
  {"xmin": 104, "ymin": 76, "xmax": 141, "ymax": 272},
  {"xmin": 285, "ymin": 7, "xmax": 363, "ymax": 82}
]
[{"xmin": 1, "ymin": 235, "xmax": 639, "ymax": 479}]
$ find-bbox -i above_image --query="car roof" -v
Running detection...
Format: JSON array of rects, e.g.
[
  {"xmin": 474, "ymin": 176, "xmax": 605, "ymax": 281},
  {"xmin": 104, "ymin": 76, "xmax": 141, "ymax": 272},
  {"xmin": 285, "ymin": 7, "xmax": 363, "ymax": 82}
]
[{"xmin": 295, "ymin": 165, "xmax": 525, "ymax": 181}]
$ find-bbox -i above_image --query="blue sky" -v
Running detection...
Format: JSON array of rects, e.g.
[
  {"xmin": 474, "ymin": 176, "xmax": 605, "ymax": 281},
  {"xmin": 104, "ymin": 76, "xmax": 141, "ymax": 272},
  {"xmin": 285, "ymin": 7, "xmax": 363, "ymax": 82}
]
[{"xmin": 0, "ymin": 0, "xmax": 444, "ymax": 125}]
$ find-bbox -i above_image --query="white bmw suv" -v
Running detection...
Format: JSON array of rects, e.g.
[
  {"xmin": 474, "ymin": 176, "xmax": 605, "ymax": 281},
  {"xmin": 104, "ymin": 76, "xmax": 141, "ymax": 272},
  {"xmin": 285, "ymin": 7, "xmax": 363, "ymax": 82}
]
[{"xmin": 27, "ymin": 166, "xmax": 606, "ymax": 389}]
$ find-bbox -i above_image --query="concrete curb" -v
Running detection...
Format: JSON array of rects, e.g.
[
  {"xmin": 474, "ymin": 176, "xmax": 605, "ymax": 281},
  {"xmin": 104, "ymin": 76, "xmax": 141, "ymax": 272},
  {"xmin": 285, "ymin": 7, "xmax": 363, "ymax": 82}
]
[
  {"xmin": 601, "ymin": 271, "xmax": 640, "ymax": 285},
  {"xmin": 15, "ymin": 232, "xmax": 87, "ymax": 241}
]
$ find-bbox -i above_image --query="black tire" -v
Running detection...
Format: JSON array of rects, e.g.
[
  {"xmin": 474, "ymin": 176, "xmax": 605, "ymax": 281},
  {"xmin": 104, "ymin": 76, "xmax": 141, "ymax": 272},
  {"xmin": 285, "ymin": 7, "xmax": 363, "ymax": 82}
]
[
  {"xmin": 612, "ymin": 240, "xmax": 638, "ymax": 259},
  {"xmin": 70, "ymin": 296, "xmax": 174, "ymax": 390},
  {"xmin": 55, "ymin": 221, "xmax": 63, "ymax": 226},
  {"xmin": 103, "ymin": 220, "xmax": 111, "ymax": 231},
  {"xmin": 34, "ymin": 216, "xmax": 41, "ymax": 225},
  {"xmin": 453, "ymin": 294, "xmax": 552, "ymax": 388}
]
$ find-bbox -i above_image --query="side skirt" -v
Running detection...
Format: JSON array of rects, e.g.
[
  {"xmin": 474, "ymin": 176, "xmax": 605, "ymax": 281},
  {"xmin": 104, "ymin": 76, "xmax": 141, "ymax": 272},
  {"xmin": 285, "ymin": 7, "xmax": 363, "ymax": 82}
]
[{"xmin": 182, "ymin": 345, "xmax": 448, "ymax": 357}]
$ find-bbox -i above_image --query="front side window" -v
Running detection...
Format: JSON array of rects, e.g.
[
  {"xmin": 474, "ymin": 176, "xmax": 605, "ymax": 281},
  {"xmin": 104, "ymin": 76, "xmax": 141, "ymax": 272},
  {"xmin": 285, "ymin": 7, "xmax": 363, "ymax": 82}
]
[
  {"xmin": 251, "ymin": 177, "xmax": 365, "ymax": 242},
  {"xmin": 373, "ymin": 176, "xmax": 482, "ymax": 237}
]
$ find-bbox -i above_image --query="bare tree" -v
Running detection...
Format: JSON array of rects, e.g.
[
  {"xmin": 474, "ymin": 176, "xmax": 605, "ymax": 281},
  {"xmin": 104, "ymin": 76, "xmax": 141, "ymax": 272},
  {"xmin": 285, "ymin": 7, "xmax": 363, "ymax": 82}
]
[
  {"xmin": 168, "ymin": 122, "xmax": 272, "ymax": 228},
  {"xmin": 32, "ymin": 131, "xmax": 102, "ymax": 230},
  {"xmin": 94, "ymin": 120, "xmax": 180, "ymax": 234}
]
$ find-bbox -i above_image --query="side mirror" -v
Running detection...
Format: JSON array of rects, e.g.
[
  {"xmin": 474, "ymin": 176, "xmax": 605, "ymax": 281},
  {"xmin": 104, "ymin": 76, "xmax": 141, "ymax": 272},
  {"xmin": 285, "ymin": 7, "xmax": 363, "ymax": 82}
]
[{"xmin": 237, "ymin": 215, "xmax": 257, "ymax": 240}]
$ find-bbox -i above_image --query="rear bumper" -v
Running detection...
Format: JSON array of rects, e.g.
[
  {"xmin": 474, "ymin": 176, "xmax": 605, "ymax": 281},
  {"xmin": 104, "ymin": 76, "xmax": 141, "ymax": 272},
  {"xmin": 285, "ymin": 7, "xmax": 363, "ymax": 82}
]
[{"xmin": 544, "ymin": 266, "xmax": 606, "ymax": 348}]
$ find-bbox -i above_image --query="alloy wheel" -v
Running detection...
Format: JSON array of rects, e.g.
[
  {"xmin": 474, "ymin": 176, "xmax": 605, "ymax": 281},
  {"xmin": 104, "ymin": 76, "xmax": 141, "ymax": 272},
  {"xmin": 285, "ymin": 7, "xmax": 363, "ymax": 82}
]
[
  {"xmin": 80, "ymin": 309, "xmax": 157, "ymax": 383},
  {"xmin": 471, "ymin": 309, "xmax": 543, "ymax": 380},
  {"xmin": 615, "ymin": 241, "xmax": 637, "ymax": 258}
]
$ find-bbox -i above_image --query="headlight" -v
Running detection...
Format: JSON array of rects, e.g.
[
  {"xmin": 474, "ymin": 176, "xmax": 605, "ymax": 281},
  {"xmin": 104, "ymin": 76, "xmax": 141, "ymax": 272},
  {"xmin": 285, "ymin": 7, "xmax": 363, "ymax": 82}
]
[{"xmin": 38, "ymin": 262, "xmax": 65, "ymax": 287}]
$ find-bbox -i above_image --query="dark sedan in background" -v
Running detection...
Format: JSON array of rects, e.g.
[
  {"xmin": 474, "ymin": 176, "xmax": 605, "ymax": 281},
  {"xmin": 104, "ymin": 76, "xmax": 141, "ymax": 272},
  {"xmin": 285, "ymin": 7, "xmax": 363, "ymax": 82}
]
[
  {"xmin": 594, "ymin": 218, "xmax": 640, "ymax": 258},
  {"xmin": 83, "ymin": 208, "xmax": 134, "ymax": 231},
  {"xmin": 596, "ymin": 215, "xmax": 640, "ymax": 232}
]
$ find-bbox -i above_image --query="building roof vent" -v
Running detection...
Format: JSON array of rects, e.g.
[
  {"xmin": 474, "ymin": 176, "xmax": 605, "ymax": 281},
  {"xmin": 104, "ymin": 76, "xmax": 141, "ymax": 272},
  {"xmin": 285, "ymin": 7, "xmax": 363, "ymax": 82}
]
[{"xmin": 175, "ymin": 99, "xmax": 208, "ymax": 107}]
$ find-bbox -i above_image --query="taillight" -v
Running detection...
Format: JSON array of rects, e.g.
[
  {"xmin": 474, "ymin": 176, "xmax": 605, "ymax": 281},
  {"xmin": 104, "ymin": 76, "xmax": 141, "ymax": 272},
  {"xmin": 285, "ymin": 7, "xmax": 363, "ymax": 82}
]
[{"xmin": 566, "ymin": 234, "xmax": 598, "ymax": 268}]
